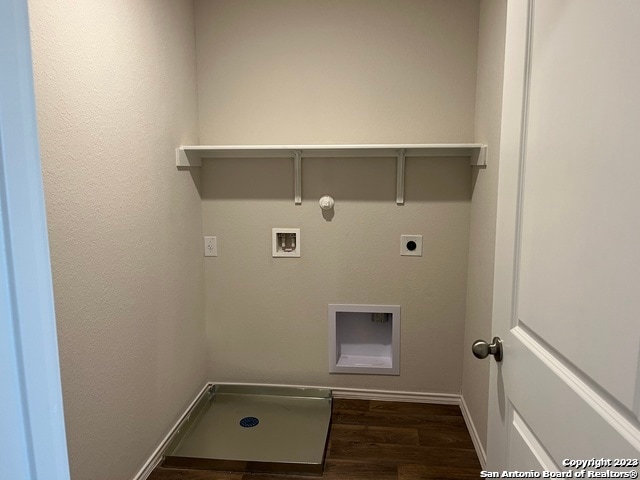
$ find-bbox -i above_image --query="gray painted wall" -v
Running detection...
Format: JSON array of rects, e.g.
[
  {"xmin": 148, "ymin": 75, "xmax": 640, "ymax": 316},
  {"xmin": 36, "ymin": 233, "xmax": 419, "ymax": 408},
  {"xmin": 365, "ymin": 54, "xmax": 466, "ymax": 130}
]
[
  {"xmin": 29, "ymin": 1, "xmax": 207, "ymax": 478},
  {"xmin": 462, "ymin": 0, "xmax": 508, "ymax": 454},
  {"xmin": 27, "ymin": 0, "xmax": 508, "ymax": 475},
  {"xmin": 196, "ymin": 0, "xmax": 480, "ymax": 394}
]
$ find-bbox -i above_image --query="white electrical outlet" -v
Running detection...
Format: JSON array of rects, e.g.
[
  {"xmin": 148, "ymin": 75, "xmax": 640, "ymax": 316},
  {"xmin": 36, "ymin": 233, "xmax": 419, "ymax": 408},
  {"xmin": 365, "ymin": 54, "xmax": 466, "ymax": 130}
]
[
  {"xmin": 400, "ymin": 235, "xmax": 422, "ymax": 256},
  {"xmin": 204, "ymin": 236, "xmax": 217, "ymax": 257}
]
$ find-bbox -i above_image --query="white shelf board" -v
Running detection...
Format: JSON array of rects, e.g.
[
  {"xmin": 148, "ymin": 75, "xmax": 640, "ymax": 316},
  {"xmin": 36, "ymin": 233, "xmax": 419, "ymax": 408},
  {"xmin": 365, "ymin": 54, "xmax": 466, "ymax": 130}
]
[
  {"xmin": 176, "ymin": 144, "xmax": 487, "ymax": 204},
  {"xmin": 176, "ymin": 143, "xmax": 487, "ymax": 167}
]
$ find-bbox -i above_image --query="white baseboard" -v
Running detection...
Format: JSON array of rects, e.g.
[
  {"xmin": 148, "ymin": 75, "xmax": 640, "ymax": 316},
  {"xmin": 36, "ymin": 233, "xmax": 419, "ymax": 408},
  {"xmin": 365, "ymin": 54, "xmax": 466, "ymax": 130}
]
[
  {"xmin": 331, "ymin": 387, "xmax": 460, "ymax": 404},
  {"xmin": 460, "ymin": 395, "xmax": 487, "ymax": 469},
  {"xmin": 210, "ymin": 381, "xmax": 460, "ymax": 405},
  {"xmin": 132, "ymin": 382, "xmax": 213, "ymax": 480},
  {"xmin": 133, "ymin": 381, "xmax": 482, "ymax": 480}
]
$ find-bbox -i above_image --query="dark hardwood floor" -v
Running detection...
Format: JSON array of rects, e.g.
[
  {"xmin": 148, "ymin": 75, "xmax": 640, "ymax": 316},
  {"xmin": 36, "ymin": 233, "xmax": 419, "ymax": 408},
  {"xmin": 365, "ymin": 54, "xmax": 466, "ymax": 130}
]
[{"xmin": 148, "ymin": 399, "xmax": 481, "ymax": 480}]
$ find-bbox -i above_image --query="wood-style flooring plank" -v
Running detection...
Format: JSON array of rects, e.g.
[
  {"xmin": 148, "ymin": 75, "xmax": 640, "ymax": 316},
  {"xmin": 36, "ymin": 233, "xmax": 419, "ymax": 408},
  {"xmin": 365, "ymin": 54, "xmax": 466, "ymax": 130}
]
[
  {"xmin": 369, "ymin": 400, "xmax": 461, "ymax": 416},
  {"xmin": 331, "ymin": 410, "xmax": 467, "ymax": 429},
  {"xmin": 148, "ymin": 467, "xmax": 243, "ymax": 480},
  {"xmin": 329, "ymin": 424, "xmax": 420, "ymax": 446},
  {"xmin": 331, "ymin": 398, "xmax": 370, "ymax": 412},
  {"xmin": 241, "ymin": 460, "xmax": 397, "ymax": 480},
  {"xmin": 398, "ymin": 463, "xmax": 482, "ymax": 479},
  {"xmin": 417, "ymin": 424, "xmax": 475, "ymax": 448},
  {"xmin": 328, "ymin": 440, "xmax": 480, "ymax": 469}
]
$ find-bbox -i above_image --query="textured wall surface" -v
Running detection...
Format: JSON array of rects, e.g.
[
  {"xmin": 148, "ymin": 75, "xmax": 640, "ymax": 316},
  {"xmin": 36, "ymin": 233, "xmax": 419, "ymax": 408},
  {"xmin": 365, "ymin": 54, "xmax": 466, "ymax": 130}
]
[
  {"xmin": 202, "ymin": 158, "xmax": 471, "ymax": 392},
  {"xmin": 195, "ymin": 0, "xmax": 480, "ymax": 145},
  {"xmin": 28, "ymin": 1, "xmax": 207, "ymax": 479},
  {"xmin": 26, "ymin": 0, "xmax": 500, "ymax": 475},
  {"xmin": 461, "ymin": 0, "xmax": 507, "ymax": 453},
  {"xmin": 196, "ymin": 0, "xmax": 480, "ymax": 394}
]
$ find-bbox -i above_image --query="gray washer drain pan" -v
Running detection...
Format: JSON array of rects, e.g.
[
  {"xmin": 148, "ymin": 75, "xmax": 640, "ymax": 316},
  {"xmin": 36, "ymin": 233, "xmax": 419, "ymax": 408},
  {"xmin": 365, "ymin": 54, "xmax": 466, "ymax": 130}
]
[{"xmin": 163, "ymin": 384, "xmax": 332, "ymax": 476}]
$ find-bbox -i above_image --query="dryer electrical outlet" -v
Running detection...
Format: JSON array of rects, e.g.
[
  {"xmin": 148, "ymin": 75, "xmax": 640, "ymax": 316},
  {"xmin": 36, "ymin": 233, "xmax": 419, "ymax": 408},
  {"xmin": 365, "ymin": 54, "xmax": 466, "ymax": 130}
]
[{"xmin": 400, "ymin": 235, "xmax": 422, "ymax": 256}]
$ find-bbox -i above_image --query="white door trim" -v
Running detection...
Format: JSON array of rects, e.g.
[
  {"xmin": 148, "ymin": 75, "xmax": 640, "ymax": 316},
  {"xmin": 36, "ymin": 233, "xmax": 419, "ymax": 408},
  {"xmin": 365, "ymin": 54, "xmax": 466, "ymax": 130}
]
[
  {"xmin": 0, "ymin": 1, "xmax": 70, "ymax": 479},
  {"xmin": 486, "ymin": 0, "xmax": 534, "ymax": 468}
]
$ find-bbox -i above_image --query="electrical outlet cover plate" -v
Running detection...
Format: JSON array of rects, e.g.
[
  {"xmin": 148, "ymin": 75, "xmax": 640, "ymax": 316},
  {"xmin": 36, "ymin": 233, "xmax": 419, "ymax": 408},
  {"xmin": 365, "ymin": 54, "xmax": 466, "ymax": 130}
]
[
  {"xmin": 272, "ymin": 228, "xmax": 300, "ymax": 257},
  {"xmin": 400, "ymin": 235, "xmax": 422, "ymax": 256},
  {"xmin": 204, "ymin": 236, "xmax": 217, "ymax": 257}
]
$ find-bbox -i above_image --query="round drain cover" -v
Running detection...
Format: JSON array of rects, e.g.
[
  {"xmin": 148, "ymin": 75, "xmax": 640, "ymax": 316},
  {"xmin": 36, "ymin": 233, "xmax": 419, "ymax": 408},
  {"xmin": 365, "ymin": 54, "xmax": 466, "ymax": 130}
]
[{"xmin": 239, "ymin": 416, "xmax": 259, "ymax": 428}]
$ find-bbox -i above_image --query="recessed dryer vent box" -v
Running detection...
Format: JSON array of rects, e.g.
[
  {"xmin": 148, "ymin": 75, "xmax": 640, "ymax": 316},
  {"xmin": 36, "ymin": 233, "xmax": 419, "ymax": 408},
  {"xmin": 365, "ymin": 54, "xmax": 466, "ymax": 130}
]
[{"xmin": 328, "ymin": 304, "xmax": 400, "ymax": 375}]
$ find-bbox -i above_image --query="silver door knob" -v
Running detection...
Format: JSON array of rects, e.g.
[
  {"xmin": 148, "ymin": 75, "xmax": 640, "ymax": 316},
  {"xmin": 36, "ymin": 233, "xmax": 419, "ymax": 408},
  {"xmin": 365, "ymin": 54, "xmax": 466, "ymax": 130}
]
[{"xmin": 472, "ymin": 337, "xmax": 503, "ymax": 362}]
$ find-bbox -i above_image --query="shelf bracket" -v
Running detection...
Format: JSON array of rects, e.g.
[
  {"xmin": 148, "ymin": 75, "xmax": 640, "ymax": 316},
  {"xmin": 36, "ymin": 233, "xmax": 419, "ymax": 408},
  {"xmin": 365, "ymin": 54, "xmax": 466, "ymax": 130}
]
[
  {"xmin": 470, "ymin": 145, "xmax": 488, "ymax": 166},
  {"xmin": 176, "ymin": 148, "xmax": 201, "ymax": 167},
  {"xmin": 396, "ymin": 149, "xmax": 406, "ymax": 205},
  {"xmin": 293, "ymin": 150, "xmax": 302, "ymax": 205}
]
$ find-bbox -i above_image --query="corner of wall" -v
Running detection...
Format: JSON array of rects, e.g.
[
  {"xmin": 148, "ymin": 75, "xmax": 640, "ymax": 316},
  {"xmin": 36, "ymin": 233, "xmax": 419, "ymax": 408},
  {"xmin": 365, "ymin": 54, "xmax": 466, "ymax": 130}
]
[{"xmin": 461, "ymin": 0, "xmax": 508, "ymax": 455}]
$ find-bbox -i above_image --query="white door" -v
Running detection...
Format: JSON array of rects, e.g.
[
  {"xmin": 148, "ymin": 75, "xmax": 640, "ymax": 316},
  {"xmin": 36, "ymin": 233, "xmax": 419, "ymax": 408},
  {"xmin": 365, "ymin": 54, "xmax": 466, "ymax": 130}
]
[{"xmin": 486, "ymin": 0, "xmax": 640, "ymax": 474}]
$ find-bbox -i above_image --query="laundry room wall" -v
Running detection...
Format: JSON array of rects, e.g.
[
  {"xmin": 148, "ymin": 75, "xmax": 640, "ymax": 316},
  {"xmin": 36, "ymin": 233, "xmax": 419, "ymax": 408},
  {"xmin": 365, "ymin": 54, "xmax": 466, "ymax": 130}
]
[
  {"xmin": 462, "ymin": 0, "xmax": 508, "ymax": 456},
  {"xmin": 195, "ymin": 0, "xmax": 480, "ymax": 394},
  {"xmin": 28, "ymin": 1, "xmax": 207, "ymax": 479}
]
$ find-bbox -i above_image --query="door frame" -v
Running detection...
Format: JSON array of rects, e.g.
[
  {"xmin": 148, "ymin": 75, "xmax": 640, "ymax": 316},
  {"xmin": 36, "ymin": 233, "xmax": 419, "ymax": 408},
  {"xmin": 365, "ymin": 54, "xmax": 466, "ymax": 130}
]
[{"xmin": 0, "ymin": 0, "xmax": 70, "ymax": 479}]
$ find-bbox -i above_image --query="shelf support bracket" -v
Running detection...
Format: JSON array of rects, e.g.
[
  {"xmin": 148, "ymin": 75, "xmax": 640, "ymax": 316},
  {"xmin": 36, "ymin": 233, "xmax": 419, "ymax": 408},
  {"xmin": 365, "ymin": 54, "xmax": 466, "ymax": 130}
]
[
  {"xmin": 470, "ymin": 145, "xmax": 488, "ymax": 166},
  {"xmin": 176, "ymin": 148, "xmax": 201, "ymax": 167},
  {"xmin": 396, "ymin": 149, "xmax": 406, "ymax": 205},
  {"xmin": 293, "ymin": 150, "xmax": 302, "ymax": 205}
]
